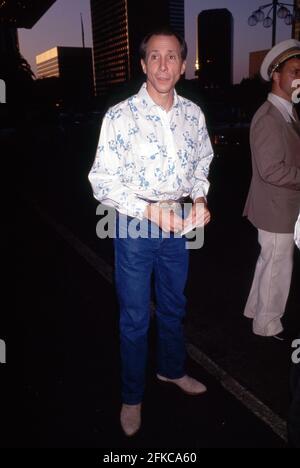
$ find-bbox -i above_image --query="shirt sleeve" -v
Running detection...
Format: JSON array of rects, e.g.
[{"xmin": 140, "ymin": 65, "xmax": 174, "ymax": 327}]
[
  {"xmin": 190, "ymin": 112, "xmax": 214, "ymax": 201},
  {"xmin": 251, "ymin": 114, "xmax": 300, "ymax": 190},
  {"xmin": 88, "ymin": 112, "xmax": 149, "ymax": 220}
]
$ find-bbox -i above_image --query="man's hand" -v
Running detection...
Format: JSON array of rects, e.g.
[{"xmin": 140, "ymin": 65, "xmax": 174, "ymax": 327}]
[
  {"xmin": 183, "ymin": 197, "xmax": 211, "ymax": 231},
  {"xmin": 144, "ymin": 203, "xmax": 184, "ymax": 233}
]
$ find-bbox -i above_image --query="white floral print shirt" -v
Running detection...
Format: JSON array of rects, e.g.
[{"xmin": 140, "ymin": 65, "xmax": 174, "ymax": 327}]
[{"xmin": 88, "ymin": 83, "xmax": 214, "ymax": 219}]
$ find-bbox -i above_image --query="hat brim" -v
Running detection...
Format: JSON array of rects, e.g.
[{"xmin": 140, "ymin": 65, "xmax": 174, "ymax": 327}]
[{"xmin": 261, "ymin": 48, "xmax": 300, "ymax": 81}]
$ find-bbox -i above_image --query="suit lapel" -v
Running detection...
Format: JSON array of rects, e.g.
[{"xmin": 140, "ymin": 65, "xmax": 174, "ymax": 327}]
[
  {"xmin": 292, "ymin": 107, "xmax": 299, "ymax": 122},
  {"xmin": 291, "ymin": 108, "xmax": 300, "ymax": 137},
  {"xmin": 292, "ymin": 120, "xmax": 300, "ymax": 137}
]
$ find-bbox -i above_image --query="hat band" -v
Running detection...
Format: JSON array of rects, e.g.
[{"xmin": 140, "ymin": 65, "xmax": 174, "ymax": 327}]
[{"xmin": 268, "ymin": 47, "xmax": 300, "ymax": 77}]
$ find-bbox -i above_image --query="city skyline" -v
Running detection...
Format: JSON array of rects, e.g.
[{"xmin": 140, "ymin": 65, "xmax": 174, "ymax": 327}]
[
  {"xmin": 18, "ymin": 0, "xmax": 294, "ymax": 84},
  {"xmin": 197, "ymin": 8, "xmax": 233, "ymax": 86},
  {"xmin": 90, "ymin": 0, "xmax": 185, "ymax": 96}
]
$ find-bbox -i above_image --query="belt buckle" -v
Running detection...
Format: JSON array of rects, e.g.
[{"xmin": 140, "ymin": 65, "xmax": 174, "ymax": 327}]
[{"xmin": 159, "ymin": 200, "xmax": 182, "ymax": 214}]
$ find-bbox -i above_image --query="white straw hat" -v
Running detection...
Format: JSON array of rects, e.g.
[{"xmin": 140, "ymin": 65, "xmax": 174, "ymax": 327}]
[{"xmin": 260, "ymin": 39, "xmax": 300, "ymax": 81}]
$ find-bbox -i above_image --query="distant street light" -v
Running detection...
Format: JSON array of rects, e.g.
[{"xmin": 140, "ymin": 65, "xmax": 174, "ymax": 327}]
[
  {"xmin": 248, "ymin": 1, "xmax": 299, "ymax": 46},
  {"xmin": 284, "ymin": 13, "xmax": 294, "ymax": 25},
  {"xmin": 263, "ymin": 16, "xmax": 274, "ymax": 28}
]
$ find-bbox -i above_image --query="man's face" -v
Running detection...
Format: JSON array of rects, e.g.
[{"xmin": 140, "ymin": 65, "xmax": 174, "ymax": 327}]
[
  {"xmin": 273, "ymin": 57, "xmax": 300, "ymax": 101},
  {"xmin": 141, "ymin": 34, "xmax": 186, "ymax": 97}
]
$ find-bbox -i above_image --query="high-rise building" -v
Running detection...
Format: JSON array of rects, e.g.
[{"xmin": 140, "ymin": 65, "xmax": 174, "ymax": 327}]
[
  {"xmin": 90, "ymin": 0, "xmax": 185, "ymax": 96},
  {"xmin": 36, "ymin": 47, "xmax": 60, "ymax": 79},
  {"xmin": 197, "ymin": 9, "xmax": 233, "ymax": 87},
  {"xmin": 249, "ymin": 50, "xmax": 269, "ymax": 78},
  {"xmin": 168, "ymin": 0, "xmax": 185, "ymax": 38},
  {"xmin": 36, "ymin": 46, "xmax": 94, "ymax": 101},
  {"xmin": 293, "ymin": 0, "xmax": 300, "ymax": 40}
]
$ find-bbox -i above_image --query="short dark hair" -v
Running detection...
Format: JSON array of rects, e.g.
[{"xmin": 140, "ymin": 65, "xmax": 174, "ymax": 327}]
[{"xmin": 139, "ymin": 27, "xmax": 187, "ymax": 61}]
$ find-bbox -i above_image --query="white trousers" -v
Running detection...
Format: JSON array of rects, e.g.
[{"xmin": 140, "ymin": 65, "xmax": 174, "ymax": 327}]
[{"xmin": 244, "ymin": 229, "xmax": 295, "ymax": 336}]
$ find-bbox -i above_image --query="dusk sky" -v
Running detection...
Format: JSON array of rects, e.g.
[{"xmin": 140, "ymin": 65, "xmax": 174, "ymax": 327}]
[{"xmin": 18, "ymin": 0, "xmax": 293, "ymax": 83}]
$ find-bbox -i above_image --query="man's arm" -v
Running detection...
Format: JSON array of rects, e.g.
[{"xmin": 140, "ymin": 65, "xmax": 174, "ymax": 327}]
[
  {"xmin": 184, "ymin": 113, "xmax": 214, "ymax": 229},
  {"xmin": 251, "ymin": 114, "xmax": 300, "ymax": 190},
  {"xmin": 181, "ymin": 197, "xmax": 211, "ymax": 232},
  {"xmin": 189, "ymin": 113, "xmax": 214, "ymax": 202},
  {"xmin": 88, "ymin": 113, "xmax": 148, "ymax": 220}
]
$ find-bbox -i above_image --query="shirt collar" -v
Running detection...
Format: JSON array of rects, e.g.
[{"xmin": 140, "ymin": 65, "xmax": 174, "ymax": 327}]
[
  {"xmin": 136, "ymin": 82, "xmax": 180, "ymax": 112},
  {"xmin": 268, "ymin": 93, "xmax": 295, "ymax": 122}
]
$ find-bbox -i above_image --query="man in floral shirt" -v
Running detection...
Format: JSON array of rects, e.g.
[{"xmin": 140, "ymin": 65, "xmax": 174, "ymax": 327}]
[{"xmin": 89, "ymin": 28, "xmax": 213, "ymax": 436}]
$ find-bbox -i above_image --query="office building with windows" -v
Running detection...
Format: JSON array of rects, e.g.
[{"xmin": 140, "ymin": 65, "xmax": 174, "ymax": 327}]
[
  {"xmin": 36, "ymin": 46, "xmax": 94, "ymax": 100},
  {"xmin": 197, "ymin": 9, "xmax": 233, "ymax": 87},
  {"xmin": 90, "ymin": 0, "xmax": 185, "ymax": 95}
]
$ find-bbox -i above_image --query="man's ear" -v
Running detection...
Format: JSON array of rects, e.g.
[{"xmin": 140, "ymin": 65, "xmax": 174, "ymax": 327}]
[
  {"xmin": 272, "ymin": 71, "xmax": 280, "ymax": 85},
  {"xmin": 181, "ymin": 60, "xmax": 186, "ymax": 75},
  {"xmin": 141, "ymin": 59, "xmax": 147, "ymax": 75}
]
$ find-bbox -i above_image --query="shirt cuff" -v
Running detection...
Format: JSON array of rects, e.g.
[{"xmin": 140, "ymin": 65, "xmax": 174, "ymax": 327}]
[
  {"xmin": 118, "ymin": 198, "xmax": 149, "ymax": 220},
  {"xmin": 191, "ymin": 191, "xmax": 206, "ymax": 203}
]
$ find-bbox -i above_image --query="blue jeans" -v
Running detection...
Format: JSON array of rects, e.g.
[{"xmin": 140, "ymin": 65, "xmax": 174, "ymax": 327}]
[{"xmin": 114, "ymin": 214, "xmax": 189, "ymax": 404}]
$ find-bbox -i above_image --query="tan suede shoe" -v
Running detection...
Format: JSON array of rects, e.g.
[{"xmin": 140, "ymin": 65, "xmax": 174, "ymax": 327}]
[
  {"xmin": 157, "ymin": 374, "xmax": 207, "ymax": 395},
  {"xmin": 120, "ymin": 403, "xmax": 142, "ymax": 437}
]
